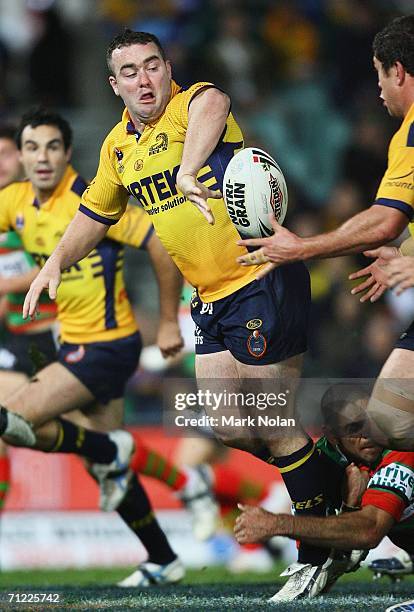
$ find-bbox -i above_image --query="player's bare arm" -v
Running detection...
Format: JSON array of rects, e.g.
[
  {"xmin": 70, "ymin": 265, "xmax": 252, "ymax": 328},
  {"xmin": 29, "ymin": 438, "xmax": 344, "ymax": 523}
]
[
  {"xmin": 176, "ymin": 88, "xmax": 230, "ymax": 225},
  {"xmin": 23, "ymin": 211, "xmax": 108, "ymax": 319},
  {"xmin": 146, "ymin": 232, "xmax": 184, "ymax": 357},
  {"xmin": 234, "ymin": 503, "xmax": 394, "ymax": 550},
  {"xmin": 236, "ymin": 205, "xmax": 407, "ymax": 277}
]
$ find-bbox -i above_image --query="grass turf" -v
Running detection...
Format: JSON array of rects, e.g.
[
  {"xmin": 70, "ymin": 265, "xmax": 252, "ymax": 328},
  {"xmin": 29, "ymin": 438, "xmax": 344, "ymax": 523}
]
[{"xmin": 0, "ymin": 565, "xmax": 412, "ymax": 610}]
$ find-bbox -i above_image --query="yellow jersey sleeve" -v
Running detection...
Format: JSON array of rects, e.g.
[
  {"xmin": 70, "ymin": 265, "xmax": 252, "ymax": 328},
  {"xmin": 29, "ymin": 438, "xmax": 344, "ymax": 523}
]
[
  {"xmin": 106, "ymin": 203, "xmax": 153, "ymax": 248},
  {"xmin": 0, "ymin": 184, "xmax": 16, "ymax": 232},
  {"xmin": 375, "ymin": 135, "xmax": 414, "ymax": 221},
  {"xmin": 79, "ymin": 132, "xmax": 130, "ymax": 225},
  {"xmin": 168, "ymin": 82, "xmax": 217, "ymax": 131}
]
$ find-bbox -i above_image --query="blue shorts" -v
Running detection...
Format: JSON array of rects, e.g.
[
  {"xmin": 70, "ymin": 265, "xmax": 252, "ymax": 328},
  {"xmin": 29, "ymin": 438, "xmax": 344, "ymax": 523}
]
[
  {"xmin": 395, "ymin": 321, "xmax": 414, "ymax": 352},
  {"xmin": 191, "ymin": 262, "xmax": 310, "ymax": 365},
  {"xmin": 58, "ymin": 332, "xmax": 142, "ymax": 404}
]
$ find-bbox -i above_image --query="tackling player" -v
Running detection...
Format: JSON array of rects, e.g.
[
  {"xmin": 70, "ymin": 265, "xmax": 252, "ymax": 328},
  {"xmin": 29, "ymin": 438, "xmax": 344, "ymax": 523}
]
[
  {"xmin": 236, "ymin": 15, "xmax": 414, "ymax": 453},
  {"xmin": 235, "ymin": 384, "xmax": 414, "ymax": 600},
  {"xmin": 23, "ymin": 30, "xmax": 334, "ymax": 599}
]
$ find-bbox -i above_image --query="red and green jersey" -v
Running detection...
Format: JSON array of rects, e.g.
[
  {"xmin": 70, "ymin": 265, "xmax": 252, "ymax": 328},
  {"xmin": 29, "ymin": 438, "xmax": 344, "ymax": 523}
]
[
  {"xmin": 317, "ymin": 437, "xmax": 414, "ymax": 530},
  {"xmin": 0, "ymin": 231, "xmax": 56, "ymax": 333}
]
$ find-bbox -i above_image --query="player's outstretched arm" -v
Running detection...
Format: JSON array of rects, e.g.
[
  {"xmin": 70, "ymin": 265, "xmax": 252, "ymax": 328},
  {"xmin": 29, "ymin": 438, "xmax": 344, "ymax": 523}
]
[
  {"xmin": 176, "ymin": 88, "xmax": 230, "ymax": 224},
  {"xmin": 23, "ymin": 211, "xmax": 109, "ymax": 319},
  {"xmin": 146, "ymin": 232, "xmax": 184, "ymax": 358},
  {"xmin": 234, "ymin": 503, "xmax": 394, "ymax": 550},
  {"xmin": 237, "ymin": 206, "xmax": 407, "ymax": 276},
  {"xmin": 348, "ymin": 246, "xmax": 401, "ymax": 303}
]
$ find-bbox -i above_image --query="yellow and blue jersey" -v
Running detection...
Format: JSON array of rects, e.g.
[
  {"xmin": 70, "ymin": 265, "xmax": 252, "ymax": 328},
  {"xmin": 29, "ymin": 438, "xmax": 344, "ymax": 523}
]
[
  {"xmin": 375, "ymin": 103, "xmax": 414, "ymax": 231},
  {"xmin": 80, "ymin": 80, "xmax": 264, "ymax": 302},
  {"xmin": 0, "ymin": 166, "xmax": 153, "ymax": 344}
]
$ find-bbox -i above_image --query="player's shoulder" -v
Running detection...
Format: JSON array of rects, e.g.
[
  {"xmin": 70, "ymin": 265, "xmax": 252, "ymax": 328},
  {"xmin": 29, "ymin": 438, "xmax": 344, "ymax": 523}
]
[
  {"xmin": 167, "ymin": 81, "xmax": 218, "ymax": 110},
  {"xmin": 375, "ymin": 449, "xmax": 414, "ymax": 472},
  {"xmin": 0, "ymin": 179, "xmax": 32, "ymax": 202},
  {"xmin": 392, "ymin": 106, "xmax": 414, "ymax": 149}
]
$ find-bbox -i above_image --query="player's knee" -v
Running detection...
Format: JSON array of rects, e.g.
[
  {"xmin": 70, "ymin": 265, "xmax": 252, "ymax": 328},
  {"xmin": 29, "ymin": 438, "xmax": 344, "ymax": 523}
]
[{"xmin": 367, "ymin": 381, "xmax": 414, "ymax": 451}]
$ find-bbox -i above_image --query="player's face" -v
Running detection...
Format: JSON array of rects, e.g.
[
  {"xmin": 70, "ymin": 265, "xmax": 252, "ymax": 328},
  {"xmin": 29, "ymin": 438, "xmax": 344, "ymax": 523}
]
[
  {"xmin": 373, "ymin": 56, "xmax": 403, "ymax": 118},
  {"xmin": 108, "ymin": 42, "xmax": 172, "ymax": 127},
  {"xmin": 20, "ymin": 124, "xmax": 71, "ymax": 201},
  {"xmin": 334, "ymin": 399, "xmax": 383, "ymax": 464},
  {"xmin": 0, "ymin": 137, "xmax": 22, "ymax": 189}
]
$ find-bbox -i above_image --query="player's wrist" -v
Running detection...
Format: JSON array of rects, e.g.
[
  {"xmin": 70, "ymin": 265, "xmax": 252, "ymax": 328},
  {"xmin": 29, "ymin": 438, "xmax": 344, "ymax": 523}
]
[{"xmin": 341, "ymin": 501, "xmax": 361, "ymax": 513}]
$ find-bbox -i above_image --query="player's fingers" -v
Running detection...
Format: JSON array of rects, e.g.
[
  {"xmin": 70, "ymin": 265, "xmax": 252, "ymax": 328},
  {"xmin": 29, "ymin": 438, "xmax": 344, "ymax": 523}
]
[
  {"xmin": 48, "ymin": 278, "xmax": 59, "ymax": 300},
  {"xmin": 237, "ymin": 248, "xmax": 269, "ymax": 266},
  {"xmin": 350, "ymin": 276, "xmax": 374, "ymax": 295},
  {"xmin": 370, "ymin": 284, "xmax": 387, "ymax": 302},
  {"xmin": 190, "ymin": 198, "xmax": 215, "ymax": 224},
  {"xmin": 395, "ymin": 279, "xmax": 413, "ymax": 295},
  {"xmin": 349, "ymin": 266, "xmax": 371, "ymax": 281},
  {"xmin": 360, "ymin": 282, "xmax": 380, "ymax": 303},
  {"xmin": 237, "ymin": 503, "xmax": 248, "ymax": 512},
  {"xmin": 237, "ymin": 237, "xmax": 267, "ymax": 248},
  {"xmin": 255, "ymin": 262, "xmax": 277, "ymax": 279},
  {"xmin": 363, "ymin": 249, "xmax": 382, "ymax": 258},
  {"xmin": 207, "ymin": 188, "xmax": 222, "ymax": 200}
]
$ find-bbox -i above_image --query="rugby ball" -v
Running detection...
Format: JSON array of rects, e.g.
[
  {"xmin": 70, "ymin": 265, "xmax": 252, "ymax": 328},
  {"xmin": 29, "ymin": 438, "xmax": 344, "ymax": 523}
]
[{"xmin": 223, "ymin": 147, "xmax": 288, "ymax": 238}]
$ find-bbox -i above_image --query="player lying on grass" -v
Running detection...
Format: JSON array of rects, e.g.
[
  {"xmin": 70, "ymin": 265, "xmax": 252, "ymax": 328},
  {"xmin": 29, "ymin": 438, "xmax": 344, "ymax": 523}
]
[
  {"xmin": 235, "ymin": 383, "xmax": 414, "ymax": 598},
  {"xmin": 0, "ymin": 108, "xmax": 220, "ymax": 587}
]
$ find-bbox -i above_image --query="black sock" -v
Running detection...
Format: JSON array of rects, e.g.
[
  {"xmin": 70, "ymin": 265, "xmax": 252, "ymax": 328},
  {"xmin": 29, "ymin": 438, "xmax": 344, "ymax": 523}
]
[
  {"xmin": 50, "ymin": 418, "xmax": 117, "ymax": 463},
  {"xmin": 118, "ymin": 474, "xmax": 176, "ymax": 565},
  {"xmin": 272, "ymin": 440, "xmax": 329, "ymax": 565}
]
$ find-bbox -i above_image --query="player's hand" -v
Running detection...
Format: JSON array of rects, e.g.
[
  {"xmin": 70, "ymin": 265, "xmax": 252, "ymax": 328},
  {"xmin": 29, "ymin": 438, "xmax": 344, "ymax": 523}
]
[
  {"xmin": 342, "ymin": 463, "xmax": 369, "ymax": 508},
  {"xmin": 156, "ymin": 320, "xmax": 184, "ymax": 358},
  {"xmin": 176, "ymin": 173, "xmax": 221, "ymax": 225},
  {"xmin": 348, "ymin": 246, "xmax": 401, "ymax": 303},
  {"xmin": 383, "ymin": 255, "xmax": 414, "ymax": 295},
  {"xmin": 23, "ymin": 262, "xmax": 61, "ymax": 320},
  {"xmin": 236, "ymin": 216, "xmax": 304, "ymax": 278},
  {"xmin": 234, "ymin": 504, "xmax": 277, "ymax": 544}
]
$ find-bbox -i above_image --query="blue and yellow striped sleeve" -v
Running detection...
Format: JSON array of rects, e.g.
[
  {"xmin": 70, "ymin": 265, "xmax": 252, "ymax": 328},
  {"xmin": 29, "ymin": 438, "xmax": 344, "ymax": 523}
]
[
  {"xmin": 375, "ymin": 135, "xmax": 414, "ymax": 221},
  {"xmin": 107, "ymin": 203, "xmax": 153, "ymax": 248}
]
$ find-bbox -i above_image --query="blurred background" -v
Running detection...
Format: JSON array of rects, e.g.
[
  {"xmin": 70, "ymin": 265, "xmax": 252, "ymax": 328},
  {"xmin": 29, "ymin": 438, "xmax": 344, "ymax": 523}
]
[{"xmin": 0, "ymin": 0, "xmax": 412, "ymax": 571}]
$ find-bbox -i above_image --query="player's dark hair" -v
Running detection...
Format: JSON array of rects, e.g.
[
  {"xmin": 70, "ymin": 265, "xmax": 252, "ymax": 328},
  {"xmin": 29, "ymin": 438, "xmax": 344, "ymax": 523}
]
[
  {"xmin": 373, "ymin": 15, "xmax": 414, "ymax": 76},
  {"xmin": 0, "ymin": 125, "xmax": 17, "ymax": 142},
  {"xmin": 320, "ymin": 383, "xmax": 370, "ymax": 434},
  {"xmin": 15, "ymin": 107, "xmax": 72, "ymax": 151},
  {"xmin": 106, "ymin": 29, "xmax": 166, "ymax": 75}
]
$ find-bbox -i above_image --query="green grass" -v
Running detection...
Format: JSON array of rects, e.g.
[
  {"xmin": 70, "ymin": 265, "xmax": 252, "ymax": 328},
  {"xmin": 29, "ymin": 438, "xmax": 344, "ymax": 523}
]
[{"xmin": 0, "ymin": 565, "xmax": 412, "ymax": 611}]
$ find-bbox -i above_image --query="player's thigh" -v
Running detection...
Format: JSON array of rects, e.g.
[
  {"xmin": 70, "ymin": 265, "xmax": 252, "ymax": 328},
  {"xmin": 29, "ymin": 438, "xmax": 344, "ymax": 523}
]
[
  {"xmin": 368, "ymin": 349, "xmax": 414, "ymax": 449},
  {"xmin": 0, "ymin": 371, "xmax": 28, "ymax": 402},
  {"xmin": 4, "ymin": 362, "xmax": 94, "ymax": 427},
  {"xmin": 63, "ymin": 398, "xmax": 124, "ymax": 433}
]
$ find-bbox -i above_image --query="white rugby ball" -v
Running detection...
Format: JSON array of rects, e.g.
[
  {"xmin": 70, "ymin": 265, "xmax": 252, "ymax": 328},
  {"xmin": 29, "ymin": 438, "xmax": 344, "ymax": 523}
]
[{"xmin": 223, "ymin": 147, "xmax": 288, "ymax": 238}]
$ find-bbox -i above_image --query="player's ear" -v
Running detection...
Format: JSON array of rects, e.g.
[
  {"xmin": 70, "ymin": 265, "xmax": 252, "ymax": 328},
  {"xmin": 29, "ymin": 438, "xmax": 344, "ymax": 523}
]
[
  {"xmin": 109, "ymin": 75, "xmax": 119, "ymax": 96},
  {"xmin": 65, "ymin": 146, "xmax": 73, "ymax": 162},
  {"xmin": 395, "ymin": 61, "xmax": 406, "ymax": 85},
  {"xmin": 166, "ymin": 60, "xmax": 172, "ymax": 79}
]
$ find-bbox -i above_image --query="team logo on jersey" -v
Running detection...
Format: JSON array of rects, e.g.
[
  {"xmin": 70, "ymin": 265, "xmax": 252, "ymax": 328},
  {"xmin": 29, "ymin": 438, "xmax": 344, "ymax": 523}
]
[
  {"xmin": 247, "ymin": 330, "xmax": 267, "ymax": 358},
  {"xmin": 114, "ymin": 148, "xmax": 125, "ymax": 174},
  {"xmin": 15, "ymin": 215, "xmax": 24, "ymax": 230},
  {"xmin": 134, "ymin": 159, "xmax": 144, "ymax": 171},
  {"xmin": 149, "ymin": 133, "xmax": 168, "ymax": 156},
  {"xmin": 64, "ymin": 345, "xmax": 85, "ymax": 364},
  {"xmin": 246, "ymin": 318, "xmax": 262, "ymax": 330}
]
